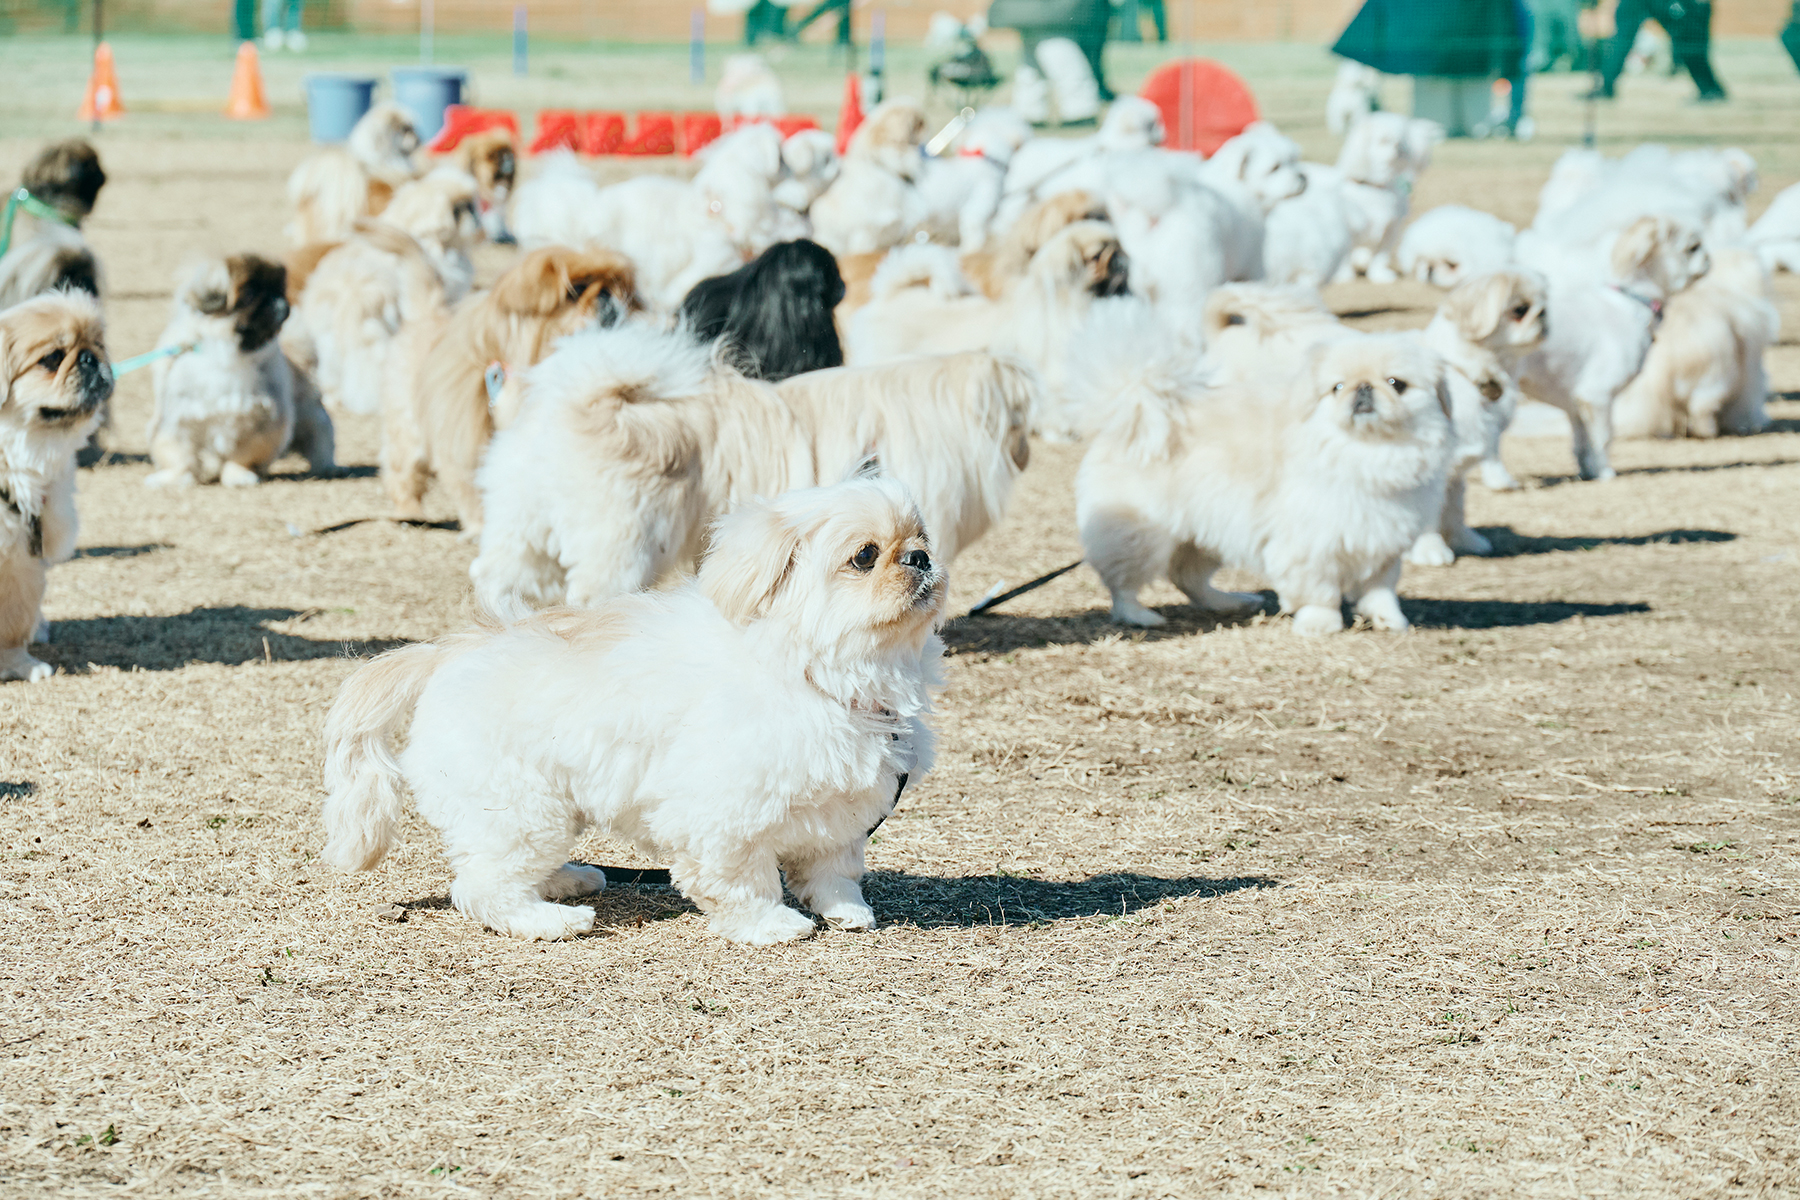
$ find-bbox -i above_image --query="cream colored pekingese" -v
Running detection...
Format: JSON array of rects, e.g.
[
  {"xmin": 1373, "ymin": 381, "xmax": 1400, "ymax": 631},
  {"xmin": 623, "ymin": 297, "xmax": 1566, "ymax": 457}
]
[
  {"xmin": 380, "ymin": 244, "xmax": 640, "ymax": 533},
  {"xmin": 286, "ymin": 103, "xmax": 422, "ymax": 245},
  {"xmin": 1406, "ymin": 269, "xmax": 1548, "ymax": 566},
  {"xmin": 1613, "ymin": 248, "xmax": 1776, "ymax": 440},
  {"xmin": 146, "ymin": 254, "xmax": 336, "ymax": 487},
  {"xmin": 469, "ymin": 323, "xmax": 1033, "ymax": 610},
  {"xmin": 1, "ymin": 292, "xmax": 111, "ymax": 681},
  {"xmin": 323, "ymin": 473, "xmax": 945, "ymax": 944},
  {"xmin": 1078, "ymin": 332, "xmax": 1453, "ymax": 634}
]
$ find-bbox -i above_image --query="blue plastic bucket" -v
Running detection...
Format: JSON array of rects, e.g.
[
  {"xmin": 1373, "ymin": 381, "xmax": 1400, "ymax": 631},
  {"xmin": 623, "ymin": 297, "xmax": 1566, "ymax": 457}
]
[
  {"xmin": 303, "ymin": 74, "xmax": 377, "ymax": 143},
  {"xmin": 391, "ymin": 67, "xmax": 467, "ymax": 142}
]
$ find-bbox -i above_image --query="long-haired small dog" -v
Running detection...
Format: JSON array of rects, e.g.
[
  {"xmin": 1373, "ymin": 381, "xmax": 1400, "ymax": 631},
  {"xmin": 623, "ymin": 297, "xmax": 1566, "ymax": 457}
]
[
  {"xmin": 286, "ymin": 168, "xmax": 485, "ymax": 417},
  {"xmin": 146, "ymin": 255, "xmax": 336, "ymax": 487},
  {"xmin": 469, "ymin": 323, "xmax": 1034, "ymax": 611},
  {"xmin": 0, "ymin": 139, "xmax": 107, "ymax": 309},
  {"xmin": 380, "ymin": 245, "xmax": 639, "ymax": 533},
  {"xmin": 323, "ymin": 474, "xmax": 945, "ymax": 944},
  {"xmin": 1078, "ymin": 332, "xmax": 1453, "ymax": 634},
  {"xmin": 443, "ymin": 128, "xmax": 517, "ymax": 242},
  {"xmin": 678, "ymin": 239, "xmax": 845, "ymax": 381},
  {"xmin": 1199, "ymin": 283, "xmax": 1349, "ymax": 384},
  {"xmin": 1, "ymin": 291, "xmax": 111, "ymax": 682},
  {"xmin": 286, "ymin": 103, "xmax": 422, "ymax": 245},
  {"xmin": 845, "ymin": 219, "xmax": 1127, "ymax": 438},
  {"xmin": 1613, "ymin": 248, "xmax": 1776, "ymax": 440},
  {"xmin": 808, "ymin": 100, "xmax": 929, "ymax": 257},
  {"xmin": 1396, "ymin": 205, "xmax": 1518, "ymax": 288},
  {"xmin": 1407, "ymin": 269, "xmax": 1547, "ymax": 565},
  {"xmin": 1519, "ymin": 213, "xmax": 1711, "ymax": 480}
]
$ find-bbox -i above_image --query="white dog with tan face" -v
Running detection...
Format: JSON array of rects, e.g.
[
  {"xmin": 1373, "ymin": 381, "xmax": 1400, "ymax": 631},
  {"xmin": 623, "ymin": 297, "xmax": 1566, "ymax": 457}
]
[
  {"xmin": 322, "ymin": 474, "xmax": 945, "ymax": 944},
  {"xmin": 1078, "ymin": 332, "xmax": 1453, "ymax": 635}
]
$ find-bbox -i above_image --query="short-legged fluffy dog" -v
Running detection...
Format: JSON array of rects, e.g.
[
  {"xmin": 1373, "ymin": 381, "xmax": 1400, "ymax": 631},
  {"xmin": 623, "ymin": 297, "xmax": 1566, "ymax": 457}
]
[
  {"xmin": 1078, "ymin": 333, "xmax": 1454, "ymax": 635},
  {"xmin": 1, "ymin": 292, "xmax": 112, "ymax": 682},
  {"xmin": 323, "ymin": 474, "xmax": 945, "ymax": 944},
  {"xmin": 147, "ymin": 254, "xmax": 335, "ymax": 487}
]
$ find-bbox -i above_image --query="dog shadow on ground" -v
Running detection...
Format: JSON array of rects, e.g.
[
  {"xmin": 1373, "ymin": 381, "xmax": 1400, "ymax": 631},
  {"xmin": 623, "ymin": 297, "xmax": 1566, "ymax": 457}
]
[
  {"xmin": 1531, "ymin": 459, "xmax": 1798, "ymax": 486},
  {"xmin": 42, "ymin": 606, "xmax": 406, "ymax": 672},
  {"xmin": 397, "ymin": 870, "xmax": 1272, "ymax": 934},
  {"xmin": 1473, "ymin": 526, "xmax": 1735, "ymax": 556},
  {"xmin": 943, "ymin": 591, "xmax": 1653, "ymax": 655},
  {"xmin": 0, "ymin": 782, "xmax": 37, "ymax": 801},
  {"xmin": 74, "ymin": 543, "xmax": 169, "ymax": 558}
]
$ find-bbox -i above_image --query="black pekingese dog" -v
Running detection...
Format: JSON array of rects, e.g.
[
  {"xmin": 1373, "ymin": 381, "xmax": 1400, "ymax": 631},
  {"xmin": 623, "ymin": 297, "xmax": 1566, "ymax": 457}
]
[{"xmin": 678, "ymin": 239, "xmax": 845, "ymax": 382}]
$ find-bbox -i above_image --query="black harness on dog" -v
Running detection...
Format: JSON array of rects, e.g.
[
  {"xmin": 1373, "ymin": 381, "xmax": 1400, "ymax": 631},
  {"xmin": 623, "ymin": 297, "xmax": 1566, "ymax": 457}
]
[{"xmin": 0, "ymin": 485, "xmax": 43, "ymax": 558}]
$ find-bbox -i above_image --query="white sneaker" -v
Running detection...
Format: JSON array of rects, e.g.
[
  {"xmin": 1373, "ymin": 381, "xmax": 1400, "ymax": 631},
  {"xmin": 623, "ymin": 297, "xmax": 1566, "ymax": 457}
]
[
  {"xmin": 285, "ymin": 29, "xmax": 307, "ymax": 51},
  {"xmin": 262, "ymin": 26, "xmax": 283, "ymax": 50}
]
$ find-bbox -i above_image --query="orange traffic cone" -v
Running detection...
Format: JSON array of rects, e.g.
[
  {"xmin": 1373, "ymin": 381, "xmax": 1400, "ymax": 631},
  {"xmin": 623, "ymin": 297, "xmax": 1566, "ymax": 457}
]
[
  {"xmin": 224, "ymin": 41, "xmax": 271, "ymax": 120},
  {"xmin": 76, "ymin": 42, "xmax": 125, "ymax": 122},
  {"xmin": 834, "ymin": 73, "xmax": 864, "ymax": 155}
]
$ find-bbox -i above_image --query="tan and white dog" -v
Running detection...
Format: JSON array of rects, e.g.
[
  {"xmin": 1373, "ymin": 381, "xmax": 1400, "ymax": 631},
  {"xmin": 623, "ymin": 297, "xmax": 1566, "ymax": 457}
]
[
  {"xmin": 1, "ymin": 292, "xmax": 111, "ymax": 682},
  {"xmin": 323, "ymin": 474, "xmax": 946, "ymax": 944}
]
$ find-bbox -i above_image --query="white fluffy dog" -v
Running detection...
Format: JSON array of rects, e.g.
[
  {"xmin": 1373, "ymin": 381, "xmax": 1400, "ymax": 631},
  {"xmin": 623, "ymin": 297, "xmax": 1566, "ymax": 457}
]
[
  {"xmin": 470, "ymin": 324, "xmax": 1034, "ymax": 610},
  {"xmin": 808, "ymin": 101, "xmax": 929, "ymax": 257},
  {"xmin": 715, "ymin": 53, "xmax": 785, "ymax": 118},
  {"xmin": 1531, "ymin": 145, "xmax": 1757, "ymax": 257},
  {"xmin": 1197, "ymin": 283, "xmax": 1352, "ymax": 385},
  {"xmin": 1747, "ymin": 180, "xmax": 1800, "ymax": 275},
  {"xmin": 1267, "ymin": 113, "xmax": 1441, "ymax": 285},
  {"xmin": 1, "ymin": 291, "xmax": 111, "ymax": 682},
  {"xmin": 995, "ymin": 95, "xmax": 1164, "ymax": 229},
  {"xmin": 322, "ymin": 474, "xmax": 945, "ymax": 944},
  {"xmin": 771, "ymin": 128, "xmax": 840, "ymax": 229},
  {"xmin": 512, "ymin": 126, "xmax": 786, "ymax": 309},
  {"xmin": 1326, "ymin": 60, "xmax": 1381, "ymax": 135},
  {"xmin": 1397, "ymin": 205, "xmax": 1518, "ymax": 288},
  {"xmin": 913, "ymin": 108, "xmax": 1034, "ymax": 250},
  {"xmin": 1077, "ymin": 332, "xmax": 1453, "ymax": 634},
  {"xmin": 1613, "ymin": 248, "xmax": 1776, "ymax": 440},
  {"xmin": 286, "ymin": 168, "xmax": 483, "ymax": 417},
  {"xmin": 1518, "ymin": 214, "xmax": 1710, "ymax": 480},
  {"xmin": 844, "ymin": 219, "xmax": 1128, "ymax": 438},
  {"xmin": 286, "ymin": 103, "xmax": 422, "ymax": 245},
  {"xmin": 147, "ymin": 254, "xmax": 335, "ymax": 487},
  {"xmin": 1406, "ymin": 269, "xmax": 1548, "ymax": 566}
]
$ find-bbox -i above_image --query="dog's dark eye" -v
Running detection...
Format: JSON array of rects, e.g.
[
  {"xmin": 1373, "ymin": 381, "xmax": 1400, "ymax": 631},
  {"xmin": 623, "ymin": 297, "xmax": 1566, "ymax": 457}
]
[
  {"xmin": 1510, "ymin": 303, "xmax": 1531, "ymax": 319},
  {"xmin": 1387, "ymin": 377, "xmax": 1408, "ymax": 393},
  {"xmin": 37, "ymin": 349, "xmax": 65, "ymax": 373},
  {"xmin": 850, "ymin": 543, "xmax": 880, "ymax": 572}
]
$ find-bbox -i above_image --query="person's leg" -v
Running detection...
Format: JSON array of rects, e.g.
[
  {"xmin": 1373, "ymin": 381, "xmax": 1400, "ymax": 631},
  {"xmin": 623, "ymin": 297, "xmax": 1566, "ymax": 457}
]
[
  {"xmin": 1595, "ymin": 0, "xmax": 1650, "ymax": 94},
  {"xmin": 234, "ymin": 0, "xmax": 256, "ymax": 40},
  {"xmin": 1784, "ymin": 5, "xmax": 1800, "ymax": 75},
  {"xmin": 1671, "ymin": 0, "xmax": 1727, "ymax": 98},
  {"xmin": 1150, "ymin": 0, "xmax": 1167, "ymax": 41}
]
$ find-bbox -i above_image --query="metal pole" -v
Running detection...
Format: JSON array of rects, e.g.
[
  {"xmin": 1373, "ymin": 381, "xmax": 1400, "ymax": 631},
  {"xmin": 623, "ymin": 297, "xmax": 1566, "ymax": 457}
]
[
  {"xmin": 91, "ymin": 0, "xmax": 102, "ymax": 134},
  {"xmin": 513, "ymin": 5, "xmax": 527, "ymax": 76},
  {"xmin": 421, "ymin": 0, "xmax": 433, "ymax": 65},
  {"xmin": 690, "ymin": 8, "xmax": 704, "ymax": 84},
  {"xmin": 871, "ymin": 10, "xmax": 885, "ymax": 104}
]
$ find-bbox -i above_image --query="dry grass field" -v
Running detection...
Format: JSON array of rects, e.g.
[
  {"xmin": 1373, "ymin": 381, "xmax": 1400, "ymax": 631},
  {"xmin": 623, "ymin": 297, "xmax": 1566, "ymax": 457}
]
[{"xmin": 2, "ymin": 34, "xmax": 1799, "ymax": 1200}]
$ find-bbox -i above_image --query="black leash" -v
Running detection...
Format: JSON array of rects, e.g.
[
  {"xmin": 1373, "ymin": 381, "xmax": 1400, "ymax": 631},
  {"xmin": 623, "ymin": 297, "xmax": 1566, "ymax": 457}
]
[{"xmin": 965, "ymin": 558, "xmax": 1084, "ymax": 617}]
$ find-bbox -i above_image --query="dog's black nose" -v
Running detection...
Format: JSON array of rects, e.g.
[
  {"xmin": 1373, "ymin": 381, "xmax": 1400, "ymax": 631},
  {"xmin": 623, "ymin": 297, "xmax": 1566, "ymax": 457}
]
[
  {"xmin": 901, "ymin": 549, "xmax": 932, "ymax": 573},
  {"xmin": 76, "ymin": 347, "xmax": 114, "ymax": 404},
  {"xmin": 1352, "ymin": 384, "xmax": 1376, "ymax": 415}
]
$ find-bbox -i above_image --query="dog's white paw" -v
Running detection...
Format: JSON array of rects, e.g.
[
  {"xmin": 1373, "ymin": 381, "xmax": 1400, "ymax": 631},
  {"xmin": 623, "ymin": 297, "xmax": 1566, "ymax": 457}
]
[
  {"xmin": 711, "ymin": 904, "xmax": 817, "ymax": 945},
  {"xmin": 219, "ymin": 462, "xmax": 260, "ymax": 488},
  {"xmin": 1479, "ymin": 461, "xmax": 1520, "ymax": 491},
  {"xmin": 541, "ymin": 862, "xmax": 607, "ymax": 899},
  {"xmin": 1405, "ymin": 533, "xmax": 1456, "ymax": 567},
  {"xmin": 1356, "ymin": 591, "xmax": 1410, "ymax": 632},
  {"xmin": 1291, "ymin": 605, "xmax": 1345, "ymax": 636},
  {"xmin": 1, "ymin": 649, "xmax": 54, "ymax": 683},
  {"xmin": 1110, "ymin": 599, "xmax": 1166, "ymax": 627},
  {"xmin": 1365, "ymin": 264, "xmax": 1400, "ymax": 284},
  {"xmin": 821, "ymin": 901, "xmax": 878, "ymax": 932},
  {"xmin": 143, "ymin": 469, "xmax": 196, "ymax": 489},
  {"xmin": 496, "ymin": 902, "xmax": 596, "ymax": 941}
]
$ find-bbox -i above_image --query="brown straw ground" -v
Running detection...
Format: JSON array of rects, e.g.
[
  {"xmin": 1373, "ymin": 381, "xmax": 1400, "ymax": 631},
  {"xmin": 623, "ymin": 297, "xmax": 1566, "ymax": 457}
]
[{"xmin": 3, "ymin": 41, "xmax": 1800, "ymax": 1200}]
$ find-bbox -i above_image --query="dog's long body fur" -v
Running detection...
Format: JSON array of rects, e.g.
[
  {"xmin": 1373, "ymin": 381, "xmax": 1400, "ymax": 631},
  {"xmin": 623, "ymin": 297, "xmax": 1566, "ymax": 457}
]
[
  {"xmin": 1, "ymin": 292, "xmax": 111, "ymax": 682},
  {"xmin": 470, "ymin": 324, "xmax": 1034, "ymax": 610},
  {"xmin": 1078, "ymin": 332, "xmax": 1453, "ymax": 635},
  {"xmin": 324, "ymin": 475, "xmax": 945, "ymax": 944},
  {"xmin": 0, "ymin": 140, "xmax": 107, "ymax": 310}
]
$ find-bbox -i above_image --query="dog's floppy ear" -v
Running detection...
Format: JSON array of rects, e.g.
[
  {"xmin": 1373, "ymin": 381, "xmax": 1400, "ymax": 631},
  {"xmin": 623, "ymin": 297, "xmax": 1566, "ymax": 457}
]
[
  {"xmin": 700, "ymin": 499, "xmax": 804, "ymax": 626},
  {"xmin": 492, "ymin": 250, "xmax": 572, "ymax": 316},
  {"xmin": 1443, "ymin": 272, "xmax": 1510, "ymax": 342},
  {"xmin": 1403, "ymin": 118, "xmax": 1444, "ymax": 168},
  {"xmin": 1610, "ymin": 215, "xmax": 1664, "ymax": 280}
]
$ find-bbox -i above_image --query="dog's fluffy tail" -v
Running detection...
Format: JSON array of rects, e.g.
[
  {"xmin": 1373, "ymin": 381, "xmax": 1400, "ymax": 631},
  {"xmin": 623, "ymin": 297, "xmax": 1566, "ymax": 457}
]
[
  {"xmin": 321, "ymin": 641, "xmax": 449, "ymax": 871},
  {"xmin": 1064, "ymin": 298, "xmax": 1200, "ymax": 455},
  {"xmin": 870, "ymin": 242, "xmax": 976, "ymax": 302}
]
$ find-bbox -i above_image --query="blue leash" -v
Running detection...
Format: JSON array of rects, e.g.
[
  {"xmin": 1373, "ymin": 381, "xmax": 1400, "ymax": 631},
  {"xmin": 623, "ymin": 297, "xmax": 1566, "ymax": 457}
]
[
  {"xmin": 0, "ymin": 187, "xmax": 78, "ymax": 260},
  {"xmin": 111, "ymin": 342, "xmax": 197, "ymax": 376}
]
